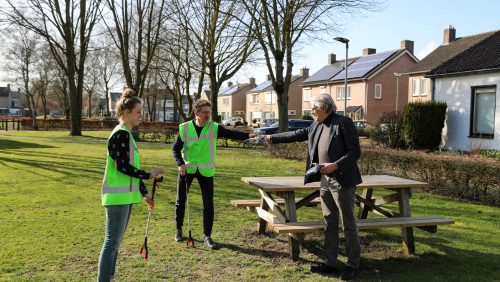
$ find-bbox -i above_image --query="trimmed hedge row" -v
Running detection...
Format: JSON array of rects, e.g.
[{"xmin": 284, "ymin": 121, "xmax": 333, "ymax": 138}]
[
  {"xmin": 20, "ymin": 118, "xmax": 179, "ymax": 131},
  {"xmin": 269, "ymin": 142, "xmax": 500, "ymax": 206}
]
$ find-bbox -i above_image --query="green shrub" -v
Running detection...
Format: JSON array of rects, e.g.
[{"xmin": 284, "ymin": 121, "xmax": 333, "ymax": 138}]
[
  {"xmin": 403, "ymin": 101, "xmax": 447, "ymax": 150},
  {"xmin": 370, "ymin": 111, "xmax": 405, "ymax": 148},
  {"xmin": 269, "ymin": 143, "xmax": 500, "ymax": 205},
  {"xmin": 301, "ymin": 113, "xmax": 314, "ymax": 120}
]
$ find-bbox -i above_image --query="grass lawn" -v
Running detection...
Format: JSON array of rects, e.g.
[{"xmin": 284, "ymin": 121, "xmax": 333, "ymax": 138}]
[{"xmin": 0, "ymin": 131, "xmax": 499, "ymax": 281}]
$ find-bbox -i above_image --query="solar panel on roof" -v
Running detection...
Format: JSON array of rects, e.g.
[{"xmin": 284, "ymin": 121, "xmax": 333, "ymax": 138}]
[
  {"xmin": 251, "ymin": 80, "xmax": 272, "ymax": 92},
  {"xmin": 331, "ymin": 50, "xmax": 396, "ymax": 80},
  {"xmin": 304, "ymin": 60, "xmax": 355, "ymax": 83}
]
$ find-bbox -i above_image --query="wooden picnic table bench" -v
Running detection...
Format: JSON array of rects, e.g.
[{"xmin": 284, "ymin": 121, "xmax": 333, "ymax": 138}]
[{"xmin": 236, "ymin": 175, "xmax": 454, "ymax": 261}]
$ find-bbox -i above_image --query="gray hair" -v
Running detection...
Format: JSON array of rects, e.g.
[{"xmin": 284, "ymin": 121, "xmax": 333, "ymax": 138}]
[{"xmin": 311, "ymin": 94, "xmax": 336, "ymax": 113}]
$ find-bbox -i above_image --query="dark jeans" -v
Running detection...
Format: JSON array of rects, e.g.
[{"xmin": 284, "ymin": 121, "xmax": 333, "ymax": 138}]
[
  {"xmin": 97, "ymin": 204, "xmax": 132, "ymax": 282},
  {"xmin": 320, "ymin": 175, "xmax": 361, "ymax": 269},
  {"xmin": 175, "ymin": 170, "xmax": 214, "ymax": 237}
]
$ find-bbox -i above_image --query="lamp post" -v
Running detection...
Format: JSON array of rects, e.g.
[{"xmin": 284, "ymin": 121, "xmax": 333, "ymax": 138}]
[
  {"xmin": 394, "ymin": 72, "xmax": 402, "ymax": 113},
  {"xmin": 334, "ymin": 37, "xmax": 349, "ymax": 116}
]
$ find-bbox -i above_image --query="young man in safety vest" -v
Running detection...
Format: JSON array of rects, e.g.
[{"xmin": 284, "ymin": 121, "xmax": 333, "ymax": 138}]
[{"xmin": 172, "ymin": 99, "xmax": 256, "ymax": 249}]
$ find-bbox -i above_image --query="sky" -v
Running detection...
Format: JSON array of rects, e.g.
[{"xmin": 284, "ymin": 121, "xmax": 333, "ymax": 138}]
[
  {"xmin": 2, "ymin": 0, "xmax": 500, "ymax": 90},
  {"xmin": 234, "ymin": 0, "xmax": 500, "ymax": 87}
]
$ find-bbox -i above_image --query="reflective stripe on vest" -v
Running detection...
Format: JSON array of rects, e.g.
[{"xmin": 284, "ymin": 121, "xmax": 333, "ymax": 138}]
[
  {"xmin": 101, "ymin": 125, "xmax": 142, "ymax": 206},
  {"xmin": 180, "ymin": 120, "xmax": 218, "ymax": 177}
]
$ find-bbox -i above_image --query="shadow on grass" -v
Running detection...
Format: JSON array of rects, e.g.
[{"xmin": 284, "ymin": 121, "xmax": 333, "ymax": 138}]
[
  {"xmin": 0, "ymin": 139, "xmax": 57, "ymax": 150},
  {"xmin": 300, "ymin": 230, "xmax": 500, "ymax": 281}
]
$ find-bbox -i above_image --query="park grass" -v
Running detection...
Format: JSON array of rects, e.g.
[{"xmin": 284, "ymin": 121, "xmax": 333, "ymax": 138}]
[{"xmin": 0, "ymin": 132, "xmax": 499, "ymax": 281}]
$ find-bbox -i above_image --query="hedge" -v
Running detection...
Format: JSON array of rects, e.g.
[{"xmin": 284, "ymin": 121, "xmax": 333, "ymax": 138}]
[
  {"xmin": 403, "ymin": 101, "xmax": 447, "ymax": 150},
  {"xmin": 269, "ymin": 142, "xmax": 500, "ymax": 206}
]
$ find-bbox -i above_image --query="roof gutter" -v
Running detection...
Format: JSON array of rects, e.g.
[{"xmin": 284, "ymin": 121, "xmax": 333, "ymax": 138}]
[{"xmin": 426, "ymin": 67, "xmax": 500, "ymax": 78}]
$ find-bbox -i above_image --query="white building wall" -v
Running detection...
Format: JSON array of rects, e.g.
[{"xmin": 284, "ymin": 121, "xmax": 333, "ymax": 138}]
[{"xmin": 434, "ymin": 72, "xmax": 500, "ymax": 151}]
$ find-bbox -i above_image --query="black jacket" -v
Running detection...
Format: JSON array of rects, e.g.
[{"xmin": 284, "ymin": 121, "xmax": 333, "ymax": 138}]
[{"xmin": 271, "ymin": 112, "xmax": 362, "ymax": 187}]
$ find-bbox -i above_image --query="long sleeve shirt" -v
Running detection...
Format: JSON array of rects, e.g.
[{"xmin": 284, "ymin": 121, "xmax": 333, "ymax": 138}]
[
  {"xmin": 172, "ymin": 120, "xmax": 250, "ymax": 166},
  {"xmin": 108, "ymin": 130, "xmax": 150, "ymax": 195}
]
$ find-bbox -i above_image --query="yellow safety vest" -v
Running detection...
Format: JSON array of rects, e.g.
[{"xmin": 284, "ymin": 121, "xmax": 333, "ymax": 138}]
[
  {"xmin": 101, "ymin": 125, "xmax": 142, "ymax": 206},
  {"xmin": 179, "ymin": 120, "xmax": 219, "ymax": 177}
]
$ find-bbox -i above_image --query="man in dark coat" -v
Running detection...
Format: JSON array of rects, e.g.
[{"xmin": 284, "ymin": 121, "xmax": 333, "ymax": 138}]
[{"xmin": 263, "ymin": 94, "xmax": 362, "ymax": 281}]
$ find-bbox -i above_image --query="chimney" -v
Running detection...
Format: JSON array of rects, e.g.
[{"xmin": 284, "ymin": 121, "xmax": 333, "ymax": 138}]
[
  {"xmin": 300, "ymin": 68, "xmax": 309, "ymax": 78},
  {"xmin": 249, "ymin": 77, "xmax": 256, "ymax": 86},
  {"xmin": 328, "ymin": 53, "xmax": 336, "ymax": 64},
  {"xmin": 443, "ymin": 25, "xmax": 456, "ymax": 44},
  {"xmin": 363, "ymin": 48, "xmax": 376, "ymax": 56},
  {"xmin": 266, "ymin": 74, "xmax": 271, "ymax": 81},
  {"xmin": 227, "ymin": 81, "xmax": 233, "ymax": 87},
  {"xmin": 400, "ymin": 40, "xmax": 414, "ymax": 54}
]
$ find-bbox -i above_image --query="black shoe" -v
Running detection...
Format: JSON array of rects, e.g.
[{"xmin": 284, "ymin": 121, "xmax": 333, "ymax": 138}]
[
  {"xmin": 310, "ymin": 263, "xmax": 339, "ymax": 275},
  {"xmin": 340, "ymin": 266, "xmax": 359, "ymax": 281},
  {"xmin": 174, "ymin": 229, "xmax": 183, "ymax": 242},
  {"xmin": 204, "ymin": 236, "xmax": 219, "ymax": 250}
]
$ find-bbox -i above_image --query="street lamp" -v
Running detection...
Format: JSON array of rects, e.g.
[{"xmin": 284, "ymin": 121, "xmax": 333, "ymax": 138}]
[
  {"xmin": 334, "ymin": 37, "xmax": 349, "ymax": 116},
  {"xmin": 394, "ymin": 72, "xmax": 402, "ymax": 113}
]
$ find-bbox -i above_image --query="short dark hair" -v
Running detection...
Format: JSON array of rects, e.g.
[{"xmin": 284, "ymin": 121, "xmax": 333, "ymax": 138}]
[
  {"xmin": 115, "ymin": 88, "xmax": 142, "ymax": 117},
  {"xmin": 193, "ymin": 99, "xmax": 212, "ymax": 112}
]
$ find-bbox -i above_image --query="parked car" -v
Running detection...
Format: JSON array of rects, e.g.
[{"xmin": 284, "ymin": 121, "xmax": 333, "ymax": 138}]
[
  {"xmin": 222, "ymin": 117, "xmax": 244, "ymax": 126},
  {"xmin": 254, "ymin": 119, "xmax": 313, "ymax": 134},
  {"xmin": 251, "ymin": 118, "xmax": 261, "ymax": 128},
  {"xmin": 353, "ymin": 120, "xmax": 367, "ymax": 136},
  {"xmin": 259, "ymin": 118, "xmax": 279, "ymax": 128}
]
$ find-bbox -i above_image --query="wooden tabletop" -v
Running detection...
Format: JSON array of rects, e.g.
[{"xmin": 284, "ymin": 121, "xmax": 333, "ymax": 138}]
[{"xmin": 241, "ymin": 175, "xmax": 428, "ymax": 192}]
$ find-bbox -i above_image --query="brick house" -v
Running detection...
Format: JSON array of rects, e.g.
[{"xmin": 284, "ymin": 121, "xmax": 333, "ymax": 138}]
[
  {"xmin": 217, "ymin": 78, "xmax": 256, "ymax": 121},
  {"xmin": 302, "ymin": 41, "xmax": 418, "ymax": 124},
  {"xmin": 246, "ymin": 68, "xmax": 309, "ymax": 123}
]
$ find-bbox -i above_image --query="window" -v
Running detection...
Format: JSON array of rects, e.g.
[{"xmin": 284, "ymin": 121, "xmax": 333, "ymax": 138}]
[
  {"xmin": 471, "ymin": 87, "xmax": 496, "ymax": 138},
  {"xmin": 303, "ymin": 88, "xmax": 311, "ymax": 102},
  {"xmin": 249, "ymin": 94, "xmax": 259, "ymax": 104},
  {"xmin": 412, "ymin": 79, "xmax": 419, "ymax": 96},
  {"xmin": 420, "ymin": 78, "xmax": 428, "ymax": 96},
  {"xmin": 222, "ymin": 98, "xmax": 229, "ymax": 105},
  {"xmin": 303, "ymin": 110, "xmax": 311, "ymax": 115},
  {"xmin": 336, "ymin": 86, "xmax": 351, "ymax": 100},
  {"xmin": 265, "ymin": 92, "xmax": 275, "ymax": 104},
  {"xmin": 320, "ymin": 86, "xmax": 326, "ymax": 94},
  {"xmin": 288, "ymin": 110, "xmax": 296, "ymax": 115},
  {"xmin": 374, "ymin": 84, "xmax": 382, "ymax": 99}
]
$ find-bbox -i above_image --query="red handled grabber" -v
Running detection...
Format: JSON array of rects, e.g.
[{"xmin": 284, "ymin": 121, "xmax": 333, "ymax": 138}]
[
  {"xmin": 140, "ymin": 175, "xmax": 163, "ymax": 260},
  {"xmin": 185, "ymin": 175, "xmax": 195, "ymax": 248}
]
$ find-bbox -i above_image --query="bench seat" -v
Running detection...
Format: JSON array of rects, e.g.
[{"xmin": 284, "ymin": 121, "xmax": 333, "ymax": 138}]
[
  {"xmin": 269, "ymin": 216, "xmax": 455, "ymax": 234},
  {"xmin": 231, "ymin": 198, "xmax": 321, "ymax": 208}
]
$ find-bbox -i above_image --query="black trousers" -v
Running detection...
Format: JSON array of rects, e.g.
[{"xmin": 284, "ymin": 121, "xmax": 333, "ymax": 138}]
[{"xmin": 175, "ymin": 170, "xmax": 214, "ymax": 236}]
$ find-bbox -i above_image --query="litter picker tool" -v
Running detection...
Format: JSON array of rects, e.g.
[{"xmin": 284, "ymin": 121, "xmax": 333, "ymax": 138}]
[
  {"xmin": 185, "ymin": 174, "xmax": 195, "ymax": 248},
  {"xmin": 140, "ymin": 175, "xmax": 163, "ymax": 260}
]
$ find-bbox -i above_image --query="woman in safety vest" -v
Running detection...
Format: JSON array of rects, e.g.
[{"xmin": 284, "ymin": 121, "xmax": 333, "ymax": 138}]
[{"xmin": 97, "ymin": 89, "xmax": 164, "ymax": 281}]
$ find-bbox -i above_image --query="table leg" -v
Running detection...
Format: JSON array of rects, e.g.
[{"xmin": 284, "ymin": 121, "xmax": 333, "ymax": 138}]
[
  {"xmin": 283, "ymin": 191, "xmax": 300, "ymax": 261},
  {"xmin": 398, "ymin": 188, "xmax": 415, "ymax": 254},
  {"xmin": 357, "ymin": 188, "xmax": 373, "ymax": 219},
  {"xmin": 258, "ymin": 196, "xmax": 270, "ymax": 234}
]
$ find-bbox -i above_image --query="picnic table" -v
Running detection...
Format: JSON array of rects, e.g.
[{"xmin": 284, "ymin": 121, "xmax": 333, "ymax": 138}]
[{"xmin": 233, "ymin": 175, "xmax": 454, "ymax": 261}]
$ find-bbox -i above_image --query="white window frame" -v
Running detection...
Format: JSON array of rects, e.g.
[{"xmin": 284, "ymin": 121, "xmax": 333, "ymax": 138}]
[
  {"xmin": 303, "ymin": 87, "xmax": 311, "ymax": 102},
  {"xmin": 336, "ymin": 86, "xmax": 351, "ymax": 100},
  {"xmin": 412, "ymin": 79, "xmax": 419, "ymax": 97},
  {"xmin": 288, "ymin": 110, "xmax": 296, "ymax": 115},
  {"xmin": 374, "ymin": 84, "xmax": 382, "ymax": 99},
  {"xmin": 264, "ymin": 92, "xmax": 275, "ymax": 104},
  {"xmin": 420, "ymin": 78, "xmax": 428, "ymax": 96},
  {"xmin": 222, "ymin": 97, "xmax": 229, "ymax": 105},
  {"xmin": 471, "ymin": 87, "xmax": 496, "ymax": 138}
]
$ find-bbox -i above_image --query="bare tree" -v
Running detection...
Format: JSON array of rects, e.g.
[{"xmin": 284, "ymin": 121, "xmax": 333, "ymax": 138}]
[
  {"xmin": 156, "ymin": 24, "xmax": 200, "ymax": 121},
  {"xmin": 32, "ymin": 46, "xmax": 53, "ymax": 119},
  {"xmin": 93, "ymin": 37, "xmax": 121, "ymax": 117},
  {"xmin": 3, "ymin": 0, "xmax": 102, "ymax": 135},
  {"xmin": 176, "ymin": 0, "xmax": 258, "ymax": 121},
  {"xmin": 83, "ymin": 50, "xmax": 101, "ymax": 118},
  {"xmin": 102, "ymin": 0, "xmax": 168, "ymax": 97},
  {"xmin": 242, "ymin": 0, "xmax": 378, "ymax": 132},
  {"xmin": 3, "ymin": 26, "xmax": 39, "ymax": 129}
]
